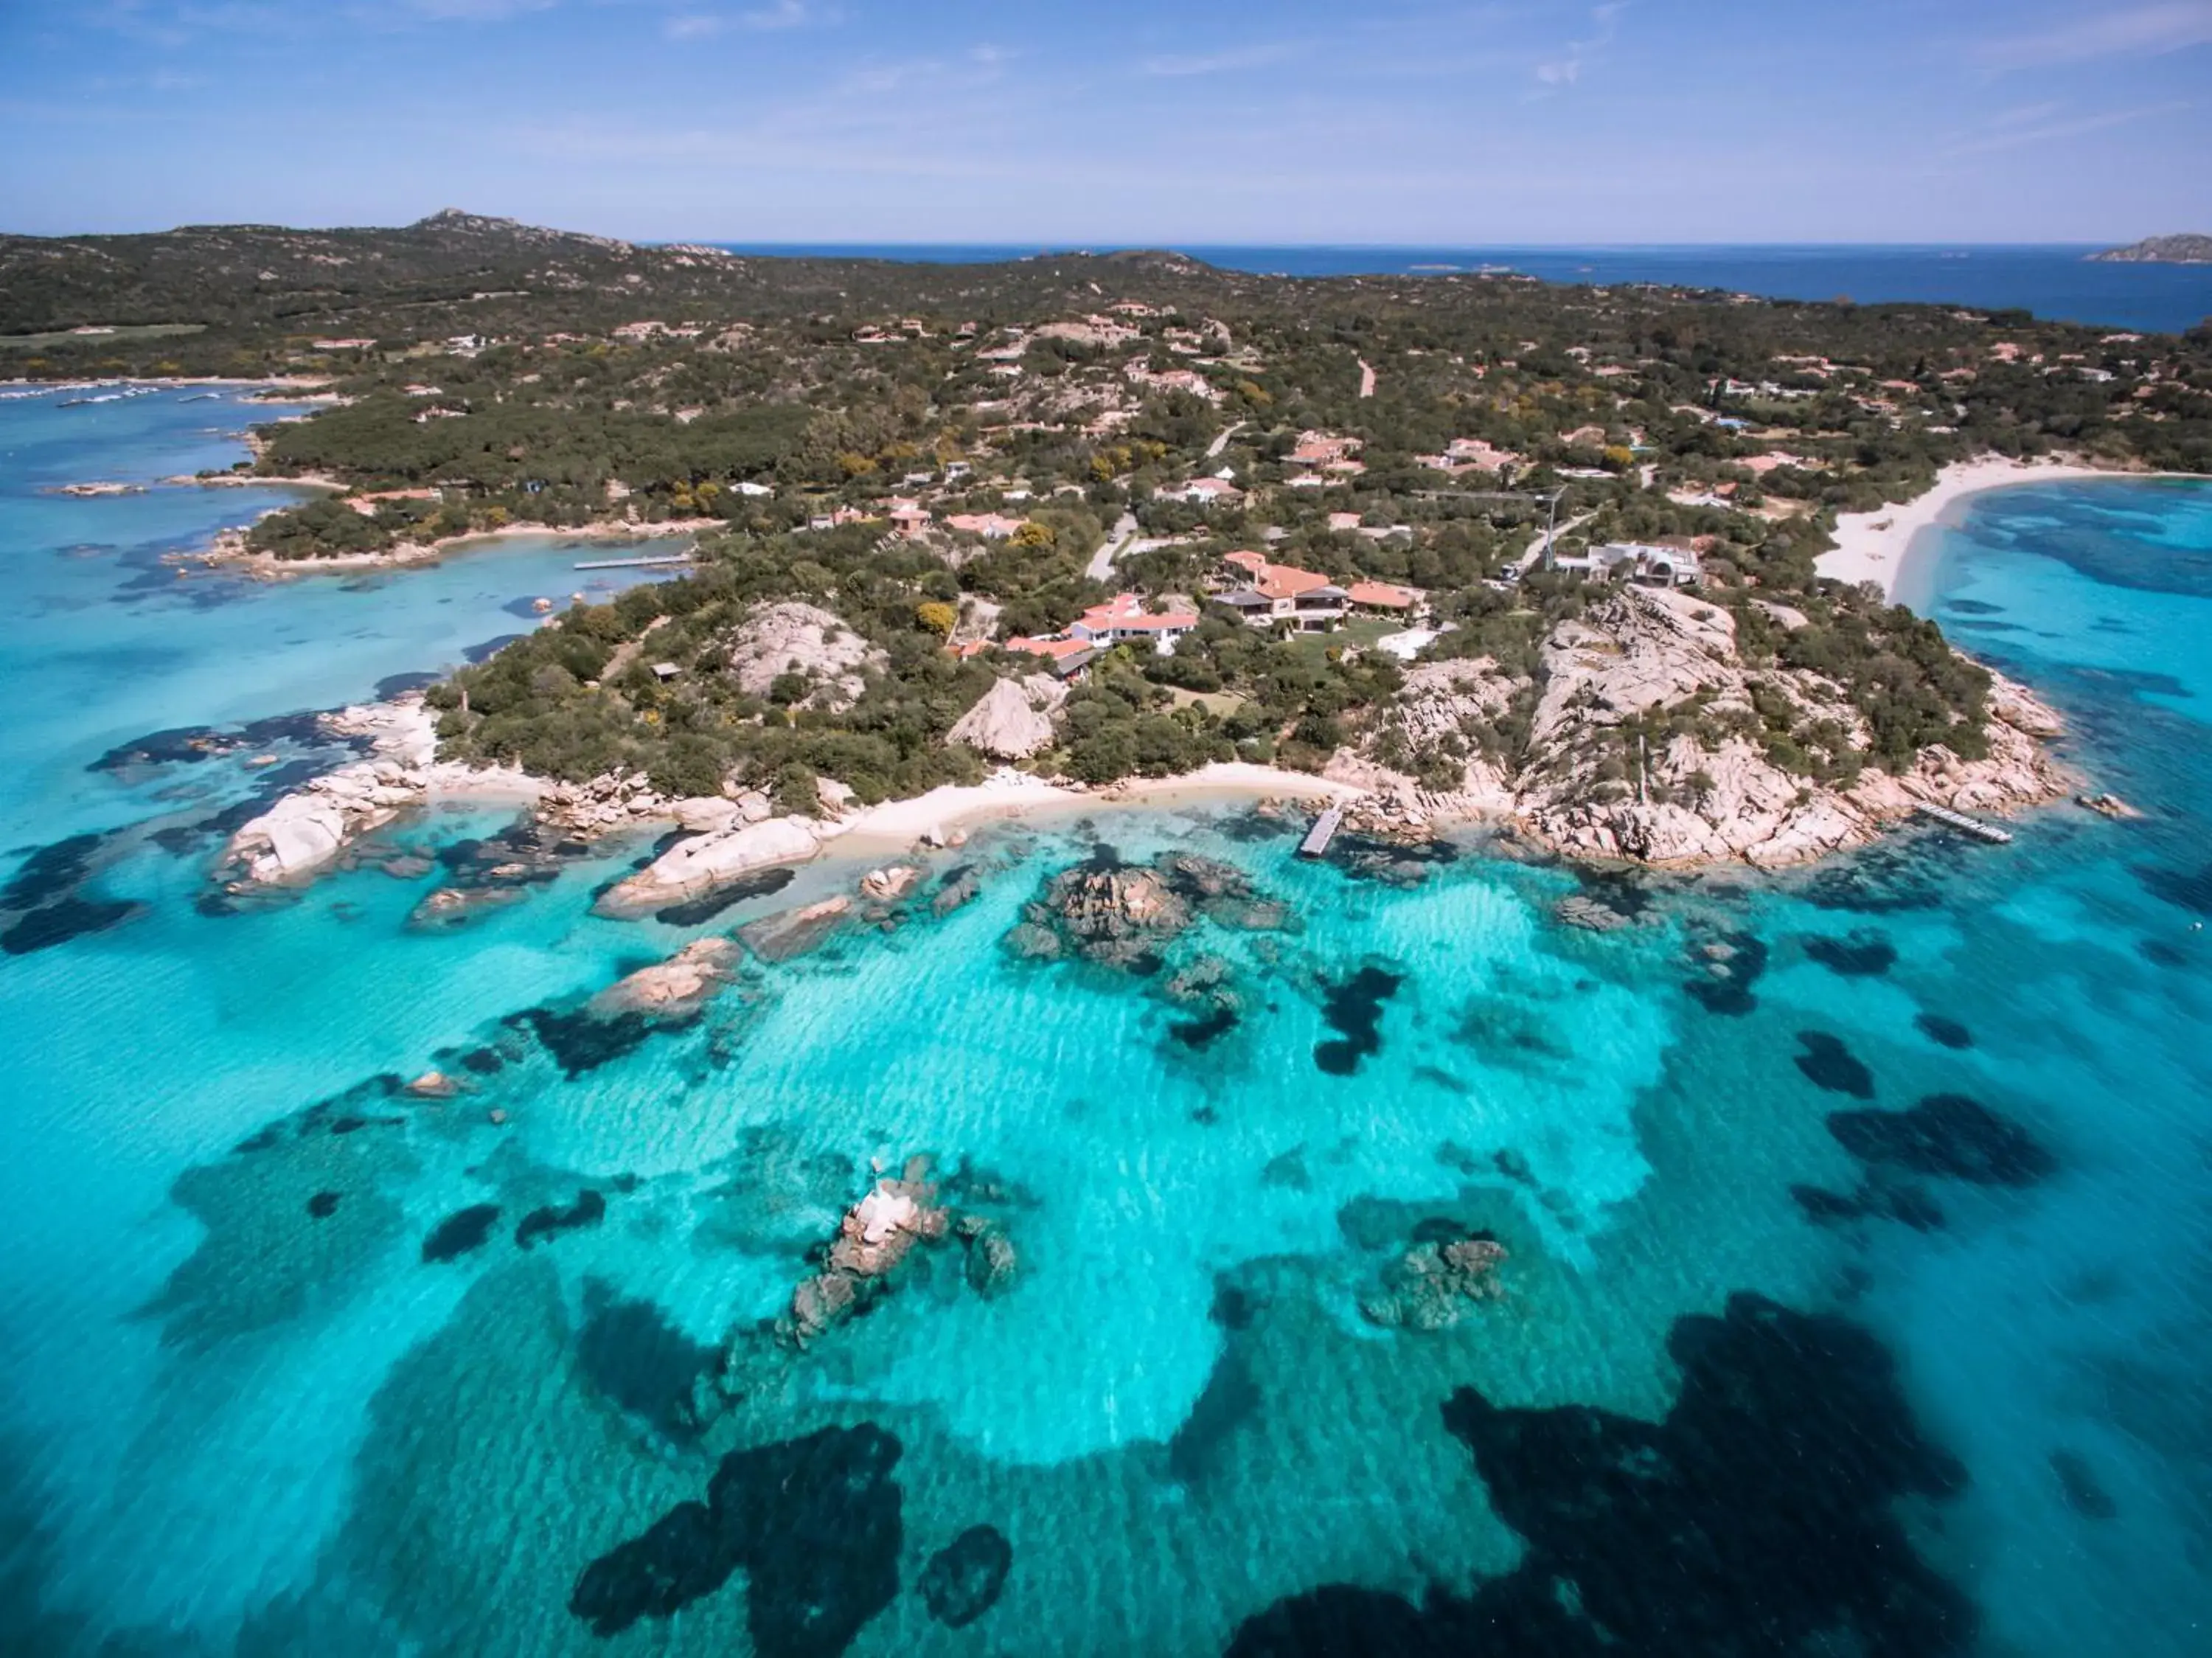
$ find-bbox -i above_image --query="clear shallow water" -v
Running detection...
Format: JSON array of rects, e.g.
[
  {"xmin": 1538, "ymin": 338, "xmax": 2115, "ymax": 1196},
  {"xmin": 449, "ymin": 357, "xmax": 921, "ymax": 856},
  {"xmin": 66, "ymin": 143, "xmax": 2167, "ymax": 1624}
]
[
  {"xmin": 712, "ymin": 243, "xmax": 2212, "ymax": 334},
  {"xmin": 1, "ymin": 392, "xmax": 2209, "ymax": 1655}
]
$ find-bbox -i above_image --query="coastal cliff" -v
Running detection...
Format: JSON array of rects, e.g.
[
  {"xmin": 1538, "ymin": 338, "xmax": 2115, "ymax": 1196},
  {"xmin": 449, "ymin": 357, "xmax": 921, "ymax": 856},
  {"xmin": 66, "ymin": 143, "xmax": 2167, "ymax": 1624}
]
[{"xmin": 1336, "ymin": 584, "xmax": 2067, "ymax": 868}]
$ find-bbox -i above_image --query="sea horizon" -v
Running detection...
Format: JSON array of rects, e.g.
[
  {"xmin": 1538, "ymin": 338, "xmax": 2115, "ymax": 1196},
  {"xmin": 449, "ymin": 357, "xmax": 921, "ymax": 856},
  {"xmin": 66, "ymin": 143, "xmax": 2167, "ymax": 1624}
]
[{"xmin": 706, "ymin": 240, "xmax": 2212, "ymax": 333}]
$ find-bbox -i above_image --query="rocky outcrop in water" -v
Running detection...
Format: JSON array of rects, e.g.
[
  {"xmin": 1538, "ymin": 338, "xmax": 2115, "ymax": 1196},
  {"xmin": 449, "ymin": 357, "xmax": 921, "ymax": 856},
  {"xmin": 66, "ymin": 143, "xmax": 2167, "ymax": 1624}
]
[
  {"xmin": 588, "ymin": 937, "xmax": 742, "ymax": 1021},
  {"xmin": 1009, "ymin": 849, "xmax": 1287, "ymax": 970},
  {"xmin": 595, "ymin": 816, "xmax": 824, "ymax": 918},
  {"xmin": 787, "ymin": 1167, "xmax": 951, "ymax": 1346},
  {"xmin": 740, "ymin": 895, "xmax": 854, "ymax": 962},
  {"xmin": 1358, "ymin": 1232, "xmax": 1508, "ymax": 1330},
  {"xmin": 686, "ymin": 1159, "xmax": 1023, "ymax": 1429}
]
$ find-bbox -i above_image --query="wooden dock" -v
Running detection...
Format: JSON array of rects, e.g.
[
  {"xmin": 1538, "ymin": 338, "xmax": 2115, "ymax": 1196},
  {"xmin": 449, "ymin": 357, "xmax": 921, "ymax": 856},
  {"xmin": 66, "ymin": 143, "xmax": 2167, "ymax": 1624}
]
[
  {"xmin": 1912, "ymin": 802, "xmax": 2014, "ymax": 844},
  {"xmin": 574, "ymin": 552, "xmax": 693, "ymax": 571},
  {"xmin": 1298, "ymin": 805, "xmax": 1345, "ymax": 859}
]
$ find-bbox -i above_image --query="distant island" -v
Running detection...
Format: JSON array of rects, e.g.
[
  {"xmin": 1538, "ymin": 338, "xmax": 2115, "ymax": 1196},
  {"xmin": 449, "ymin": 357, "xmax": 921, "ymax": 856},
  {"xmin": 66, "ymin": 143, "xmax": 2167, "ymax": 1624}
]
[
  {"xmin": 7, "ymin": 210, "xmax": 2208, "ymax": 887},
  {"xmin": 2089, "ymin": 234, "xmax": 2212, "ymax": 266}
]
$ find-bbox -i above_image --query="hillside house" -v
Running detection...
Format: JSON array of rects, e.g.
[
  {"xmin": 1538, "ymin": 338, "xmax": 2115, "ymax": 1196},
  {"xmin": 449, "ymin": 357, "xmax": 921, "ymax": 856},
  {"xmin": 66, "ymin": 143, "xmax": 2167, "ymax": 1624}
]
[
  {"xmin": 1553, "ymin": 541, "xmax": 1703, "ymax": 586},
  {"xmin": 1156, "ymin": 476, "xmax": 1244, "ymax": 507},
  {"xmin": 1068, "ymin": 593, "xmax": 1200, "ymax": 654},
  {"xmin": 1217, "ymin": 550, "xmax": 1350, "ymax": 631}
]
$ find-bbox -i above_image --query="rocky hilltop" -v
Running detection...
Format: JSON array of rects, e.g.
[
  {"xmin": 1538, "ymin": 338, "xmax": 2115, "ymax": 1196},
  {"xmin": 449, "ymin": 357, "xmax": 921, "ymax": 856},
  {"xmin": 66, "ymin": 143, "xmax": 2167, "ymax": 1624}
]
[{"xmin": 1335, "ymin": 584, "xmax": 2067, "ymax": 867}]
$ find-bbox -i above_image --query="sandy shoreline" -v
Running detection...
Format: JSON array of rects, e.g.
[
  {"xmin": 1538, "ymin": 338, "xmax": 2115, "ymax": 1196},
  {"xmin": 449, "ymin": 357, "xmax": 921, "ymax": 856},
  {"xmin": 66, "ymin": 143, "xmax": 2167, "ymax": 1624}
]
[
  {"xmin": 821, "ymin": 763, "xmax": 1365, "ymax": 859},
  {"xmin": 183, "ymin": 516, "xmax": 720, "ymax": 579},
  {"xmin": 1816, "ymin": 457, "xmax": 2190, "ymax": 604}
]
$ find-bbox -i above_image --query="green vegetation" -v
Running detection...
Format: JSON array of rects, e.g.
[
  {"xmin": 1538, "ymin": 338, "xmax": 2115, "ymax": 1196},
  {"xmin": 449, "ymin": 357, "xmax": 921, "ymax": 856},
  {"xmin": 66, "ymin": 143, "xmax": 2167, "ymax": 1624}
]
[{"xmin": 7, "ymin": 210, "xmax": 2208, "ymax": 802}]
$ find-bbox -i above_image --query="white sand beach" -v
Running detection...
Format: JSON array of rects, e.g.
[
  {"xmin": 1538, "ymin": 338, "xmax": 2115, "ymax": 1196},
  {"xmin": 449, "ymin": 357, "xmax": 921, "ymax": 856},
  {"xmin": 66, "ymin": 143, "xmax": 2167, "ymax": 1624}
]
[
  {"xmin": 1816, "ymin": 457, "xmax": 2166, "ymax": 602},
  {"xmin": 825, "ymin": 763, "xmax": 1364, "ymax": 857}
]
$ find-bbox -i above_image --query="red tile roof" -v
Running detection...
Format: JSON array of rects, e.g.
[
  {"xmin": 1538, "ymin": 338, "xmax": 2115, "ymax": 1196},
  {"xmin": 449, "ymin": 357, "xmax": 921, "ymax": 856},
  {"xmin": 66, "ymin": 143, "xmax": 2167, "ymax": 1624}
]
[
  {"xmin": 1222, "ymin": 550, "xmax": 1334, "ymax": 602},
  {"xmin": 1347, "ymin": 580, "xmax": 1417, "ymax": 609},
  {"xmin": 1076, "ymin": 592, "xmax": 1200, "ymax": 633},
  {"xmin": 1005, "ymin": 635, "xmax": 1095, "ymax": 662}
]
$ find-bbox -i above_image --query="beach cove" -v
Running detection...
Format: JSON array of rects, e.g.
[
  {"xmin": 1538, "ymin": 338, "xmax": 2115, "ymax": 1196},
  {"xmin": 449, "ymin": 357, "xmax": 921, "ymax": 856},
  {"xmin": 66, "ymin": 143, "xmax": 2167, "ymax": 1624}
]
[{"xmin": 2, "ymin": 385, "xmax": 2211, "ymax": 1656}]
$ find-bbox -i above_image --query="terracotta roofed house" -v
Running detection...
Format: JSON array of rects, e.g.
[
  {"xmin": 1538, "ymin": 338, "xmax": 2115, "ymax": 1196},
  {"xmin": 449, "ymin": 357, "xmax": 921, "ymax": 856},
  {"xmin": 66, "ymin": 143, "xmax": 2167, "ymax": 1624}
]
[
  {"xmin": 945, "ymin": 511, "xmax": 1026, "ymax": 539},
  {"xmin": 1217, "ymin": 550, "xmax": 1351, "ymax": 632},
  {"xmin": 1004, "ymin": 635, "xmax": 1099, "ymax": 679},
  {"xmin": 1346, "ymin": 580, "xmax": 1419, "ymax": 613},
  {"xmin": 1068, "ymin": 593, "xmax": 1200, "ymax": 654},
  {"xmin": 1157, "ymin": 476, "xmax": 1244, "ymax": 506}
]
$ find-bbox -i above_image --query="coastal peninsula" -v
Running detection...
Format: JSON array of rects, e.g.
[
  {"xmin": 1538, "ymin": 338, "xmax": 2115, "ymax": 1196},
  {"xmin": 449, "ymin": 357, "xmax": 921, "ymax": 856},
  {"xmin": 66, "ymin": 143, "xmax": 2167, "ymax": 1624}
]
[
  {"xmin": 10, "ymin": 212, "xmax": 2208, "ymax": 892},
  {"xmin": 2090, "ymin": 234, "xmax": 2212, "ymax": 266}
]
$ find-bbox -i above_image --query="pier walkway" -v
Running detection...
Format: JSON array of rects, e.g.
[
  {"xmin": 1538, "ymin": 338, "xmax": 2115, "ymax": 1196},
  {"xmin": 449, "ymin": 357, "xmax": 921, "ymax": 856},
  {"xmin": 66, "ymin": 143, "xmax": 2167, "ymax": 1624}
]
[
  {"xmin": 574, "ymin": 552, "xmax": 693, "ymax": 570},
  {"xmin": 1912, "ymin": 802, "xmax": 2013, "ymax": 844},
  {"xmin": 1298, "ymin": 806, "xmax": 1345, "ymax": 859}
]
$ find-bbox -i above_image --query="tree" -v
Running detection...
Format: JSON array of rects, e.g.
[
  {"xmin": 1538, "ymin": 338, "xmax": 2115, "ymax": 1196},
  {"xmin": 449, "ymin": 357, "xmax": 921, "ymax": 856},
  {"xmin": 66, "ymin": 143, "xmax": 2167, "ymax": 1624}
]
[{"xmin": 773, "ymin": 761, "xmax": 821, "ymax": 815}]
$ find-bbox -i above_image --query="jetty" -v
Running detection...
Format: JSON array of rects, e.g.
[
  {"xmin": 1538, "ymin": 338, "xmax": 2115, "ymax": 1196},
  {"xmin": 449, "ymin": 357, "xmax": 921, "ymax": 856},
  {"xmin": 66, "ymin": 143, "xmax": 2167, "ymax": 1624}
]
[
  {"xmin": 1298, "ymin": 805, "xmax": 1345, "ymax": 859},
  {"xmin": 1912, "ymin": 802, "xmax": 2013, "ymax": 844},
  {"xmin": 574, "ymin": 552, "xmax": 692, "ymax": 571}
]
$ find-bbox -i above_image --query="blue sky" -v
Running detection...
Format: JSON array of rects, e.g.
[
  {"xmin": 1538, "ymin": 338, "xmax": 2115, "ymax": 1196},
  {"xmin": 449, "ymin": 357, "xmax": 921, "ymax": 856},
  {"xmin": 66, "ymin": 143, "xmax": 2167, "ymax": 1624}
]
[{"xmin": 3, "ymin": 0, "xmax": 2209, "ymax": 243}]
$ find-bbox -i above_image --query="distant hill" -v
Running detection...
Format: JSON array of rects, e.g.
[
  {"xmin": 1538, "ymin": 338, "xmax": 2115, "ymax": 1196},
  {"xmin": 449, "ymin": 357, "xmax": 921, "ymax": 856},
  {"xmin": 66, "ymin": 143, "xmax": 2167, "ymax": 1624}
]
[
  {"xmin": 2089, "ymin": 234, "xmax": 2212, "ymax": 266},
  {"xmin": 0, "ymin": 210, "xmax": 1244, "ymax": 340}
]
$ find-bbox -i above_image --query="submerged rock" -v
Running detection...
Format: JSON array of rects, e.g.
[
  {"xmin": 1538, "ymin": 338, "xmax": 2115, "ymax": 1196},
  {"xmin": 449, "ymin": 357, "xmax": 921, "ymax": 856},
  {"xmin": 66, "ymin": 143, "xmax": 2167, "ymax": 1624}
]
[
  {"xmin": 422, "ymin": 1204, "xmax": 502, "ymax": 1263},
  {"xmin": 1828, "ymin": 1093, "xmax": 2056, "ymax": 1186},
  {"xmin": 569, "ymin": 1423, "xmax": 904, "ymax": 1651},
  {"xmin": 917, "ymin": 1525, "xmax": 1013, "ymax": 1628},
  {"xmin": 1794, "ymin": 1030, "xmax": 1876, "ymax": 1099},
  {"xmin": 1231, "ymin": 1293, "xmax": 1974, "ymax": 1657},
  {"xmin": 740, "ymin": 895, "xmax": 854, "ymax": 963},
  {"xmin": 2050, "ymin": 1449, "xmax": 2118, "ymax": 1519},
  {"xmin": 1314, "ymin": 965, "xmax": 1402, "ymax": 1076},
  {"xmin": 515, "ymin": 1188, "xmax": 607, "ymax": 1249},
  {"xmin": 1804, "ymin": 927, "xmax": 1898, "ymax": 977},
  {"xmin": 956, "ymin": 1215, "xmax": 1019, "ymax": 1297}
]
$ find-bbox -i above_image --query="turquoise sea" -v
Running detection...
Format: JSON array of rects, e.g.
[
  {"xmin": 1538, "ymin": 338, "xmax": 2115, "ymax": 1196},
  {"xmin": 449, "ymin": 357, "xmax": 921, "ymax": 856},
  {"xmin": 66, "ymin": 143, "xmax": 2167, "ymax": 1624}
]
[{"xmin": 2, "ymin": 387, "xmax": 2210, "ymax": 1656}]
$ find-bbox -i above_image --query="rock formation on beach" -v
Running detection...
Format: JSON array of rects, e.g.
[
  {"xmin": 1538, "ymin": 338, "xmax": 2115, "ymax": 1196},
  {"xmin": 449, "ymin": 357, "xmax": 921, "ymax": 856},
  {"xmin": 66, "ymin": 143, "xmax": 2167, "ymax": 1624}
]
[
  {"xmin": 595, "ymin": 816, "xmax": 823, "ymax": 918},
  {"xmin": 946, "ymin": 673, "xmax": 1065, "ymax": 760},
  {"xmin": 1345, "ymin": 584, "xmax": 2068, "ymax": 869},
  {"xmin": 216, "ymin": 696, "xmax": 518, "ymax": 888}
]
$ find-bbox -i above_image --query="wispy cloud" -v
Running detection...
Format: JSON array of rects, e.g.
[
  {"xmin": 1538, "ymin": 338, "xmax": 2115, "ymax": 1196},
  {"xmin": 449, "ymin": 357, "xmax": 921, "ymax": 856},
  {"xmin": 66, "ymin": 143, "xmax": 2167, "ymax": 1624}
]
[
  {"xmin": 740, "ymin": 0, "xmax": 818, "ymax": 30},
  {"xmin": 1978, "ymin": 1, "xmax": 2212, "ymax": 71},
  {"xmin": 1141, "ymin": 41, "xmax": 1302, "ymax": 77},
  {"xmin": 1947, "ymin": 98, "xmax": 2193, "ymax": 155},
  {"xmin": 400, "ymin": 0, "xmax": 560, "ymax": 20},
  {"xmin": 1531, "ymin": 1, "xmax": 1625, "ymax": 94}
]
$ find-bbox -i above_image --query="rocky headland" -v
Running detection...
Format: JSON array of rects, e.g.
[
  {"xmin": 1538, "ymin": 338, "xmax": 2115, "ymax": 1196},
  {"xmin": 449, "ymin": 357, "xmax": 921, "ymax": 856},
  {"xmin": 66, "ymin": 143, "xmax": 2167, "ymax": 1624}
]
[
  {"xmin": 215, "ymin": 696, "xmax": 539, "ymax": 889},
  {"xmin": 1334, "ymin": 583, "xmax": 2068, "ymax": 869}
]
